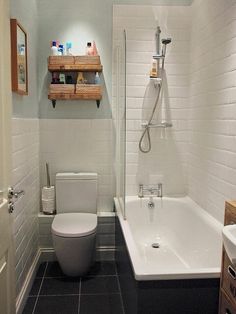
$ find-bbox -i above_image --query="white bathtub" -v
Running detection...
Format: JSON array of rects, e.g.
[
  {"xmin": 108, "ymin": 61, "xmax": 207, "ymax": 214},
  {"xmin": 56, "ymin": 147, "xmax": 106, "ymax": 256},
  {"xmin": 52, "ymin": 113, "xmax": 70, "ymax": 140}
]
[{"xmin": 115, "ymin": 196, "xmax": 223, "ymax": 281}]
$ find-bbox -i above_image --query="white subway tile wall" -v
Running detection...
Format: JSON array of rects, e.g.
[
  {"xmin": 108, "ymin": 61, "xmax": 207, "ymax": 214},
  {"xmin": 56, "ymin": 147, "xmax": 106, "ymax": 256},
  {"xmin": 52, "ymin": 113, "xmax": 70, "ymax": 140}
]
[
  {"xmin": 12, "ymin": 118, "xmax": 40, "ymax": 297},
  {"xmin": 189, "ymin": 0, "xmax": 236, "ymax": 223},
  {"xmin": 39, "ymin": 119, "xmax": 114, "ymax": 212},
  {"xmin": 114, "ymin": 1, "xmax": 236, "ymax": 223},
  {"xmin": 113, "ymin": 5, "xmax": 191, "ymax": 196}
]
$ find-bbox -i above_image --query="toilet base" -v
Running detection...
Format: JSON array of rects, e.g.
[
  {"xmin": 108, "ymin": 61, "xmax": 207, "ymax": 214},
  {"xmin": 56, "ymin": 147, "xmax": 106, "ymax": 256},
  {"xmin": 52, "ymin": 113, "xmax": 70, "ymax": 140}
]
[{"xmin": 52, "ymin": 233, "xmax": 96, "ymax": 277}]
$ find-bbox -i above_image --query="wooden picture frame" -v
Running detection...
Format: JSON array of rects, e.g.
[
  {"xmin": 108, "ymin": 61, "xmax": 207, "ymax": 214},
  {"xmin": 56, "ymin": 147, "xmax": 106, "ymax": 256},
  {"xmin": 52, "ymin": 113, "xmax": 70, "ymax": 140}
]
[{"xmin": 10, "ymin": 19, "xmax": 28, "ymax": 95}]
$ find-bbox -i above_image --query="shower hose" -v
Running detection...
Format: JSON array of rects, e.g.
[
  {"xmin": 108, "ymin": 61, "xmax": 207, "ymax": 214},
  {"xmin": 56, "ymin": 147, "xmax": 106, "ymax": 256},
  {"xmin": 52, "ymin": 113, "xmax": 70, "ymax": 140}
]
[{"xmin": 138, "ymin": 78, "xmax": 163, "ymax": 153}]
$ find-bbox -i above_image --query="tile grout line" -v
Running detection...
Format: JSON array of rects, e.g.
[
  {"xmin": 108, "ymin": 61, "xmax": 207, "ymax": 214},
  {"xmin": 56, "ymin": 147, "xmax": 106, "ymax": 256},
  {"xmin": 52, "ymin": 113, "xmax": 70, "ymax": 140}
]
[
  {"xmin": 32, "ymin": 262, "xmax": 48, "ymax": 314},
  {"xmin": 77, "ymin": 278, "xmax": 82, "ymax": 314},
  {"xmin": 115, "ymin": 262, "xmax": 126, "ymax": 314},
  {"xmin": 43, "ymin": 274, "xmax": 118, "ymax": 279}
]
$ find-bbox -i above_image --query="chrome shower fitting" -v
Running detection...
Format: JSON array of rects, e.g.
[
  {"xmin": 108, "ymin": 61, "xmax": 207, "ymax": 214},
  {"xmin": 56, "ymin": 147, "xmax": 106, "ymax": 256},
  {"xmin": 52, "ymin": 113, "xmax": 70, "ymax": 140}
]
[
  {"xmin": 155, "ymin": 26, "xmax": 161, "ymax": 56},
  {"xmin": 138, "ymin": 184, "xmax": 163, "ymax": 198},
  {"xmin": 161, "ymin": 38, "xmax": 172, "ymax": 68},
  {"xmin": 138, "ymin": 30, "xmax": 172, "ymax": 154},
  {"xmin": 153, "ymin": 38, "xmax": 172, "ymax": 60},
  {"xmin": 161, "ymin": 38, "xmax": 172, "ymax": 56}
]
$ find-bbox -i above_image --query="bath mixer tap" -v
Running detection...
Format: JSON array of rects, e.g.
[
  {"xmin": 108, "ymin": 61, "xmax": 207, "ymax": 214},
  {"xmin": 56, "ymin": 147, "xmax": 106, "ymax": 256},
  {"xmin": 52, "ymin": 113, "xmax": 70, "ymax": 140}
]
[{"xmin": 138, "ymin": 184, "xmax": 162, "ymax": 198}]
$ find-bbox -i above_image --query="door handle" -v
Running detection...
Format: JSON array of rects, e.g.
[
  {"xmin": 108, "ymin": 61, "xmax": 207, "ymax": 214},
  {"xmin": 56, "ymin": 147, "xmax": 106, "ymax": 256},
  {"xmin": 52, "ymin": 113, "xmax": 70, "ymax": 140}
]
[
  {"xmin": 8, "ymin": 202, "xmax": 14, "ymax": 213},
  {"xmin": 8, "ymin": 187, "xmax": 25, "ymax": 200}
]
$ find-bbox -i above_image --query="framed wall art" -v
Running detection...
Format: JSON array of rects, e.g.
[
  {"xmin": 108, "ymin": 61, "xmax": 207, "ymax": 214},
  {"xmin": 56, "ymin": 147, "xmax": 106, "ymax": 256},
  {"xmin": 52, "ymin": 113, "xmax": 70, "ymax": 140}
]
[{"xmin": 10, "ymin": 19, "xmax": 28, "ymax": 95}]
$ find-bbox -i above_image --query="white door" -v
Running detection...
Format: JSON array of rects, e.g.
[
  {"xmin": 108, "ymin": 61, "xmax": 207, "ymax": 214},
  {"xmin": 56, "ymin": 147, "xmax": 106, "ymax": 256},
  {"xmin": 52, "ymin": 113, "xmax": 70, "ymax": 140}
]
[{"xmin": 0, "ymin": 0, "xmax": 15, "ymax": 313}]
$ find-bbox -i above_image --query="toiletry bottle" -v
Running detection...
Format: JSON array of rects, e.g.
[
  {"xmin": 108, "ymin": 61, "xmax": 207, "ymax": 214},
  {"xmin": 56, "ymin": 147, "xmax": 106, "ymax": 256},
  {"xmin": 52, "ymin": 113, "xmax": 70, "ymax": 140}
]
[
  {"xmin": 94, "ymin": 72, "xmax": 100, "ymax": 85},
  {"xmin": 58, "ymin": 44, "xmax": 64, "ymax": 56},
  {"xmin": 86, "ymin": 42, "xmax": 93, "ymax": 56},
  {"xmin": 66, "ymin": 75, "xmax": 73, "ymax": 84},
  {"xmin": 92, "ymin": 41, "xmax": 98, "ymax": 56},
  {"xmin": 77, "ymin": 72, "xmax": 86, "ymax": 84},
  {"xmin": 52, "ymin": 73, "xmax": 60, "ymax": 84},
  {"xmin": 66, "ymin": 42, "xmax": 72, "ymax": 55},
  {"xmin": 51, "ymin": 41, "xmax": 58, "ymax": 56},
  {"xmin": 59, "ymin": 73, "xmax": 66, "ymax": 84},
  {"xmin": 150, "ymin": 60, "xmax": 158, "ymax": 78}
]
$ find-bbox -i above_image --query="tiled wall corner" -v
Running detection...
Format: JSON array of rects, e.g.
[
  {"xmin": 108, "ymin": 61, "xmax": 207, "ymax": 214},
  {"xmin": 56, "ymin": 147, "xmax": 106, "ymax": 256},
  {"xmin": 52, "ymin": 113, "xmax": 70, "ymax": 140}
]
[
  {"xmin": 39, "ymin": 119, "xmax": 114, "ymax": 213},
  {"xmin": 189, "ymin": 0, "xmax": 236, "ymax": 223},
  {"xmin": 12, "ymin": 118, "xmax": 40, "ymax": 298}
]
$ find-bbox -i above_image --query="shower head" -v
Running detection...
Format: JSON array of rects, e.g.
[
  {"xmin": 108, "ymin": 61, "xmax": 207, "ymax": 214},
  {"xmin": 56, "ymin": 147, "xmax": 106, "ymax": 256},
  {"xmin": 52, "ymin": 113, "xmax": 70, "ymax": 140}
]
[
  {"xmin": 161, "ymin": 38, "xmax": 172, "ymax": 59},
  {"xmin": 162, "ymin": 38, "xmax": 172, "ymax": 45}
]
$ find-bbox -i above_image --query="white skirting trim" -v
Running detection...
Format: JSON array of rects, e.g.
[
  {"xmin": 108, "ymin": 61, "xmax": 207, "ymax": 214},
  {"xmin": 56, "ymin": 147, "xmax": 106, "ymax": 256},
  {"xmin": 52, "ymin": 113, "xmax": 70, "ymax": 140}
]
[
  {"xmin": 39, "ymin": 248, "xmax": 56, "ymax": 262},
  {"xmin": 16, "ymin": 249, "xmax": 41, "ymax": 314}
]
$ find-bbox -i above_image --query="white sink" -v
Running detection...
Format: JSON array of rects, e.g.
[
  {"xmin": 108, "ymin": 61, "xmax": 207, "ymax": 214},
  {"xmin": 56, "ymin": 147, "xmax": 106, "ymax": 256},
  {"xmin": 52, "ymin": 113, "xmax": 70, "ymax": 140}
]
[{"xmin": 222, "ymin": 224, "xmax": 236, "ymax": 265}]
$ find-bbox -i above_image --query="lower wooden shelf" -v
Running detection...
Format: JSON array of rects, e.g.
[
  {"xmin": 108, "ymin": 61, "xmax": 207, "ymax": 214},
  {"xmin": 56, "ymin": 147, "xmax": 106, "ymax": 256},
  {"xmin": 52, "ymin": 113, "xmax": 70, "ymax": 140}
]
[
  {"xmin": 48, "ymin": 84, "xmax": 102, "ymax": 108},
  {"xmin": 48, "ymin": 93, "xmax": 102, "ymax": 100}
]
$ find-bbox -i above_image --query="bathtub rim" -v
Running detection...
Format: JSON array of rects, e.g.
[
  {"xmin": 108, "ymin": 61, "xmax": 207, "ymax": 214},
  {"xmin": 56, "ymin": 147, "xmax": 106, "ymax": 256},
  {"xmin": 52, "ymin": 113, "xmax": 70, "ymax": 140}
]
[{"xmin": 114, "ymin": 196, "xmax": 223, "ymax": 281}]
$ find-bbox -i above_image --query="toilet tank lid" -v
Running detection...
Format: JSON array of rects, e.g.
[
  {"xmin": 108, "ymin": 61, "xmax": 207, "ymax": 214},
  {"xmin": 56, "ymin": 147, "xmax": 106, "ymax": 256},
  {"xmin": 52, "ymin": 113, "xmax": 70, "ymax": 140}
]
[{"xmin": 56, "ymin": 172, "xmax": 98, "ymax": 180}]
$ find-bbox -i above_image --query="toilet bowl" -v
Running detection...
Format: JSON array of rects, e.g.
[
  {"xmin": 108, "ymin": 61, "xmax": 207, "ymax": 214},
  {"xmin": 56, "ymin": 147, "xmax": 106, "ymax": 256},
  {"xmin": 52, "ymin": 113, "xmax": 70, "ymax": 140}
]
[
  {"xmin": 52, "ymin": 172, "xmax": 98, "ymax": 276},
  {"xmin": 52, "ymin": 213, "xmax": 97, "ymax": 276}
]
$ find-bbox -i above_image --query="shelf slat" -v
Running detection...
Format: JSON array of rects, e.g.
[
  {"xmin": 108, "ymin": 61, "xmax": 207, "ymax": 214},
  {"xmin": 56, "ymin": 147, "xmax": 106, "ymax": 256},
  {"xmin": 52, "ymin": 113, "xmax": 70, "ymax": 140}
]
[
  {"xmin": 48, "ymin": 55, "xmax": 102, "ymax": 72},
  {"xmin": 48, "ymin": 64, "xmax": 103, "ymax": 72},
  {"xmin": 48, "ymin": 94, "xmax": 102, "ymax": 101}
]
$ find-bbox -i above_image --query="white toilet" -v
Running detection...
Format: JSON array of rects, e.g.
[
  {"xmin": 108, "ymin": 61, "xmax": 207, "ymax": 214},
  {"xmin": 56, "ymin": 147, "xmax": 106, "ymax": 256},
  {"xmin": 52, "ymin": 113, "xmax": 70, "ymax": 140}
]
[{"xmin": 51, "ymin": 172, "xmax": 98, "ymax": 276}]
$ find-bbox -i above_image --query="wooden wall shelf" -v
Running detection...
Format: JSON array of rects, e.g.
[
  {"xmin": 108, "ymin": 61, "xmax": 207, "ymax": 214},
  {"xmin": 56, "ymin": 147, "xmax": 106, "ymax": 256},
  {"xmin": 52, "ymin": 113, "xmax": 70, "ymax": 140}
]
[
  {"xmin": 48, "ymin": 55, "xmax": 103, "ymax": 72},
  {"xmin": 48, "ymin": 56, "xmax": 103, "ymax": 108},
  {"xmin": 48, "ymin": 94, "xmax": 102, "ymax": 100}
]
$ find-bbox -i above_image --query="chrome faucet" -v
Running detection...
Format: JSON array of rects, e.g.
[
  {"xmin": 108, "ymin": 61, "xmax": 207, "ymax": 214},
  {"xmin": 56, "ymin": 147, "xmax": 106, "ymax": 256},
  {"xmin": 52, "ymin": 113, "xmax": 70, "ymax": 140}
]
[{"xmin": 138, "ymin": 183, "xmax": 162, "ymax": 198}]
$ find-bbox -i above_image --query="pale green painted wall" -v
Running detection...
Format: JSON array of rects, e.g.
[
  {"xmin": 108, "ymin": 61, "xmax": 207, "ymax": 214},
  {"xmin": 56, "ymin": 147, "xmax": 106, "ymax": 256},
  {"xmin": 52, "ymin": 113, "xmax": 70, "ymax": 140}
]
[
  {"xmin": 10, "ymin": 0, "xmax": 38, "ymax": 118},
  {"xmin": 38, "ymin": 0, "xmax": 192, "ymax": 119},
  {"xmin": 11, "ymin": 0, "xmax": 192, "ymax": 118}
]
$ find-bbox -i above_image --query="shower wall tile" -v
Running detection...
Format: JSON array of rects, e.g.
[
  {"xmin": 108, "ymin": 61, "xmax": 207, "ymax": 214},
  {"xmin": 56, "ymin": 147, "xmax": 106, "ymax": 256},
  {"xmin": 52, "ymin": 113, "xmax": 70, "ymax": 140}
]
[
  {"xmin": 189, "ymin": 0, "xmax": 236, "ymax": 223},
  {"xmin": 12, "ymin": 118, "xmax": 40, "ymax": 297},
  {"xmin": 39, "ymin": 119, "xmax": 114, "ymax": 213},
  {"xmin": 113, "ymin": 5, "xmax": 191, "ymax": 196}
]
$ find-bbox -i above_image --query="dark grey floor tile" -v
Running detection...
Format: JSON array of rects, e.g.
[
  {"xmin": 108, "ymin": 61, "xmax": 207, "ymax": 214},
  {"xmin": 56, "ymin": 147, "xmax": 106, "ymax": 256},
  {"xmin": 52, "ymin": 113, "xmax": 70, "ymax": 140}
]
[
  {"xmin": 36, "ymin": 262, "xmax": 47, "ymax": 278},
  {"xmin": 87, "ymin": 261, "xmax": 116, "ymax": 276},
  {"xmin": 40, "ymin": 277, "xmax": 80, "ymax": 296},
  {"xmin": 81, "ymin": 276, "xmax": 119, "ymax": 295},
  {"xmin": 79, "ymin": 294, "xmax": 123, "ymax": 314},
  {"xmin": 29, "ymin": 279, "xmax": 43, "ymax": 296},
  {"xmin": 45, "ymin": 261, "xmax": 65, "ymax": 277},
  {"xmin": 34, "ymin": 296, "xmax": 79, "ymax": 314},
  {"xmin": 22, "ymin": 297, "xmax": 36, "ymax": 314}
]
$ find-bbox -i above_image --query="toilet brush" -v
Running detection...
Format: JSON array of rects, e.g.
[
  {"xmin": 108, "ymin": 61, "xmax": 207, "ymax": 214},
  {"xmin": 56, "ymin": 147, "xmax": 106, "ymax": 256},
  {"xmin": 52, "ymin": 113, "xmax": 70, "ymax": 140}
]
[
  {"xmin": 42, "ymin": 162, "xmax": 55, "ymax": 214},
  {"xmin": 46, "ymin": 162, "xmax": 50, "ymax": 188}
]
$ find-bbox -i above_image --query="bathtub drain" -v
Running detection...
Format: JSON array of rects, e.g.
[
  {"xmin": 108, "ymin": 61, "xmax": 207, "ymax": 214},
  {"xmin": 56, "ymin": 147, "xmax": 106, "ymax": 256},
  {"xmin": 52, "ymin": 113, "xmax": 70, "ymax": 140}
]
[{"xmin": 152, "ymin": 243, "xmax": 160, "ymax": 248}]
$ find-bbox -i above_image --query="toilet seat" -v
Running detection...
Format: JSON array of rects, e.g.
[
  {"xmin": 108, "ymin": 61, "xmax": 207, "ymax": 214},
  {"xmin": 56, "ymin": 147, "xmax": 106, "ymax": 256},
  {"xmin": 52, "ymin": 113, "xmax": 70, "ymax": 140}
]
[{"xmin": 52, "ymin": 213, "xmax": 97, "ymax": 238}]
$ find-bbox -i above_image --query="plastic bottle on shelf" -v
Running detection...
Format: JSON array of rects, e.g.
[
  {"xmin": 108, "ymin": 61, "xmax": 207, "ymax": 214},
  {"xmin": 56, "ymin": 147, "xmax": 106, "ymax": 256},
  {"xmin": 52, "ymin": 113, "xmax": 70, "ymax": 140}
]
[
  {"xmin": 86, "ymin": 42, "xmax": 93, "ymax": 56},
  {"xmin": 92, "ymin": 41, "xmax": 98, "ymax": 56},
  {"xmin": 58, "ymin": 44, "xmax": 64, "ymax": 56},
  {"xmin": 150, "ymin": 59, "xmax": 158, "ymax": 78},
  {"xmin": 94, "ymin": 72, "xmax": 100, "ymax": 85},
  {"xmin": 66, "ymin": 42, "xmax": 72, "ymax": 55},
  {"xmin": 59, "ymin": 73, "xmax": 66, "ymax": 84},
  {"xmin": 51, "ymin": 41, "xmax": 58, "ymax": 56}
]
